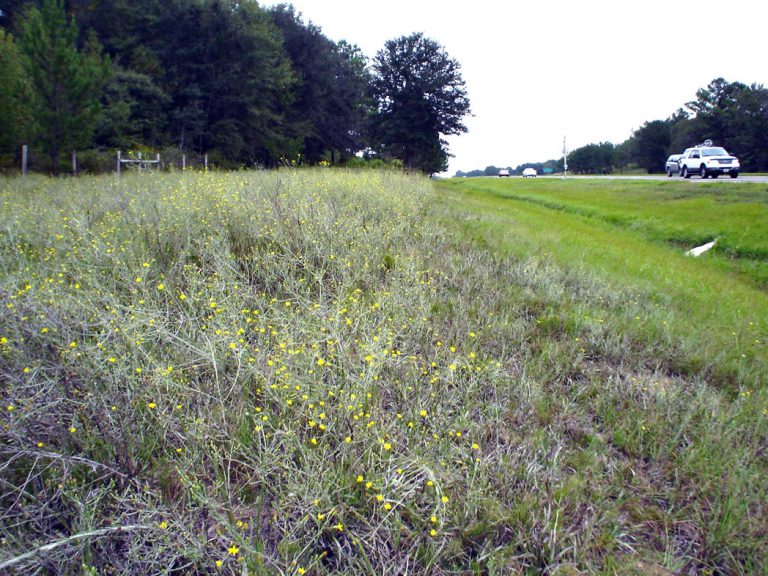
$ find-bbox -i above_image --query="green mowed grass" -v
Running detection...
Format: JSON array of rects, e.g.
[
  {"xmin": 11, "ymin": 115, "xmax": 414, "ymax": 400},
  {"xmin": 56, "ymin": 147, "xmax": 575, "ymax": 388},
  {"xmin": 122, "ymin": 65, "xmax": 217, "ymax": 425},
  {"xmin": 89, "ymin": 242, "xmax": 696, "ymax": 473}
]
[
  {"xmin": 438, "ymin": 177, "xmax": 768, "ymax": 388},
  {"xmin": 443, "ymin": 176, "xmax": 768, "ymax": 287},
  {"xmin": 0, "ymin": 172, "xmax": 766, "ymax": 575}
]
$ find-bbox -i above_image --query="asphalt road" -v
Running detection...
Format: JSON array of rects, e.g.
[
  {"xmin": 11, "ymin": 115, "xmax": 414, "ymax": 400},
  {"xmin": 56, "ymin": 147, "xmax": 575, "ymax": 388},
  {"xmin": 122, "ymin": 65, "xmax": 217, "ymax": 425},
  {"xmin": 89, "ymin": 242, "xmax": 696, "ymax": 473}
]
[{"xmin": 550, "ymin": 174, "xmax": 768, "ymax": 183}]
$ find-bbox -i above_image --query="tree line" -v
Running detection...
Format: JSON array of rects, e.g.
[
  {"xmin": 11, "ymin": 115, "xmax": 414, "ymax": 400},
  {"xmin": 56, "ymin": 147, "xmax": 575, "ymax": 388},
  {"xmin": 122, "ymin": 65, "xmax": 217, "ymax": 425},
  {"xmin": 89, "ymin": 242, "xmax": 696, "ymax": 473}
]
[
  {"xmin": 0, "ymin": 0, "xmax": 470, "ymax": 174},
  {"xmin": 457, "ymin": 77, "xmax": 768, "ymax": 176}
]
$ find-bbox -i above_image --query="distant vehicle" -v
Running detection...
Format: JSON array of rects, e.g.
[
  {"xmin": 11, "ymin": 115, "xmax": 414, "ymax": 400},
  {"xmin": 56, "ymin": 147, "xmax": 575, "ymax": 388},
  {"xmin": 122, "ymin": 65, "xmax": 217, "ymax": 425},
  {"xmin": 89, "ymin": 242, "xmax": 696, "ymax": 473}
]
[
  {"xmin": 665, "ymin": 154, "xmax": 682, "ymax": 177},
  {"xmin": 678, "ymin": 141, "xmax": 740, "ymax": 179},
  {"xmin": 498, "ymin": 169, "xmax": 510, "ymax": 177},
  {"xmin": 522, "ymin": 168, "xmax": 537, "ymax": 178}
]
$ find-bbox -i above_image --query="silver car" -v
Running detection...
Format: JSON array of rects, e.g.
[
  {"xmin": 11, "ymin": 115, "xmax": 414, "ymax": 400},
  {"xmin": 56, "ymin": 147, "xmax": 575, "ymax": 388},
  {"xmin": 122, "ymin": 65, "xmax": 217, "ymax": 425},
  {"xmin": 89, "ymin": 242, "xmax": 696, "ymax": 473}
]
[{"xmin": 665, "ymin": 154, "xmax": 682, "ymax": 177}]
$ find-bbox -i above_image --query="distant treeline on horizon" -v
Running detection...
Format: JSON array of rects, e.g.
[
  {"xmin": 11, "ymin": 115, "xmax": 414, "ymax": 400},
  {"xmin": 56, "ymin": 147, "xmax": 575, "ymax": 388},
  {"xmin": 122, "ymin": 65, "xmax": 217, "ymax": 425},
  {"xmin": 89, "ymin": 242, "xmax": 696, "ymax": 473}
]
[{"xmin": 456, "ymin": 77, "xmax": 768, "ymax": 176}]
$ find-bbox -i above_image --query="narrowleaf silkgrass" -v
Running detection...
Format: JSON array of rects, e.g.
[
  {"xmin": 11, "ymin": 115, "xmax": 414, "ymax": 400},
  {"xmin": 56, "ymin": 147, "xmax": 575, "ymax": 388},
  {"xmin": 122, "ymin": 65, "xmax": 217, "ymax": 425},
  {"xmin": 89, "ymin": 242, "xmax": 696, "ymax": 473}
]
[{"xmin": 0, "ymin": 171, "xmax": 766, "ymax": 575}]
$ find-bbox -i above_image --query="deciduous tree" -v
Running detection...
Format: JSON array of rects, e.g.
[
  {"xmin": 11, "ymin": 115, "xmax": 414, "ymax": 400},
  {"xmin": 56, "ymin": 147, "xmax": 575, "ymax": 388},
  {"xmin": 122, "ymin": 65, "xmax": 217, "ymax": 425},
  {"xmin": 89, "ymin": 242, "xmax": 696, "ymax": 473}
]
[
  {"xmin": 268, "ymin": 5, "xmax": 370, "ymax": 164},
  {"xmin": 94, "ymin": 67, "xmax": 170, "ymax": 148},
  {"xmin": 686, "ymin": 78, "xmax": 768, "ymax": 170},
  {"xmin": 568, "ymin": 142, "xmax": 615, "ymax": 174},
  {"xmin": 632, "ymin": 120, "xmax": 671, "ymax": 173},
  {"xmin": 153, "ymin": 0, "xmax": 295, "ymax": 165},
  {"xmin": 370, "ymin": 32, "xmax": 470, "ymax": 174}
]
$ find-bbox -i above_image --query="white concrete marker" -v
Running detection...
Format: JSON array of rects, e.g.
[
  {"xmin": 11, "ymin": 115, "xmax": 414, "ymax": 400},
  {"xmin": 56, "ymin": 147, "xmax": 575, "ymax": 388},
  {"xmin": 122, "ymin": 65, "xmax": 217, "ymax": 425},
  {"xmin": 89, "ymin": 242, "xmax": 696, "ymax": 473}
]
[{"xmin": 686, "ymin": 239, "xmax": 717, "ymax": 257}]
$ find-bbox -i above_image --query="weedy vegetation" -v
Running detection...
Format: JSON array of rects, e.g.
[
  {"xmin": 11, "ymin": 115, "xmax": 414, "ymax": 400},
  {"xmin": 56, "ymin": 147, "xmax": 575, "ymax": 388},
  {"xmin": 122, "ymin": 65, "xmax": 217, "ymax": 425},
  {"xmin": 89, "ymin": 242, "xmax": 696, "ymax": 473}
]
[{"xmin": 1, "ymin": 172, "xmax": 766, "ymax": 575}]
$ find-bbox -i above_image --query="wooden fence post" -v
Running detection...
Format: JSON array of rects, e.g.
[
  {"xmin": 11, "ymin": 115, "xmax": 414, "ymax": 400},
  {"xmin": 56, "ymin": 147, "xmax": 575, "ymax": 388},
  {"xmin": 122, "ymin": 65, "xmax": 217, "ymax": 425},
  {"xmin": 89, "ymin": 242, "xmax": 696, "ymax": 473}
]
[
  {"xmin": 117, "ymin": 150, "xmax": 121, "ymax": 175},
  {"xmin": 72, "ymin": 150, "xmax": 77, "ymax": 176},
  {"xmin": 22, "ymin": 145, "xmax": 28, "ymax": 176}
]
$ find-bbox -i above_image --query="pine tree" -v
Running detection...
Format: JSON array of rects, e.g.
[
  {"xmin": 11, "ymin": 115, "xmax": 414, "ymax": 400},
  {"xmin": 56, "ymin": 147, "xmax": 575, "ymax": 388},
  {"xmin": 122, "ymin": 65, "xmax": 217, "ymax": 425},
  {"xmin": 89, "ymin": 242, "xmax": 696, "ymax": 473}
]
[
  {"xmin": 18, "ymin": 0, "xmax": 109, "ymax": 171},
  {"xmin": 0, "ymin": 29, "xmax": 31, "ymax": 154}
]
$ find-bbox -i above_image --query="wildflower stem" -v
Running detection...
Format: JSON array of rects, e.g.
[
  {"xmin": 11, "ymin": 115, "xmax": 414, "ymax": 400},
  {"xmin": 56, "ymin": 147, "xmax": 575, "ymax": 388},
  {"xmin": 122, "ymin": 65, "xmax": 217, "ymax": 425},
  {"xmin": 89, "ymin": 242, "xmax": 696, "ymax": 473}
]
[{"xmin": 0, "ymin": 525, "xmax": 152, "ymax": 570}]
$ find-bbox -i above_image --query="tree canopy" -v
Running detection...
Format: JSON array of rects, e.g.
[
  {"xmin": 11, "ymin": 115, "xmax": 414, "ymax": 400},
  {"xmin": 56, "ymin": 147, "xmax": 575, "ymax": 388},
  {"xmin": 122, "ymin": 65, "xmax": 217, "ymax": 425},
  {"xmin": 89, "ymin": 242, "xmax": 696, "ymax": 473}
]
[
  {"xmin": 370, "ymin": 32, "xmax": 471, "ymax": 174},
  {"xmin": 567, "ymin": 142, "xmax": 615, "ymax": 174},
  {"xmin": 267, "ymin": 4, "xmax": 370, "ymax": 165},
  {"xmin": 16, "ymin": 0, "xmax": 109, "ymax": 170},
  {"xmin": 0, "ymin": 29, "xmax": 30, "ymax": 153},
  {"xmin": 1, "ymin": 1, "xmax": 473, "ymax": 173}
]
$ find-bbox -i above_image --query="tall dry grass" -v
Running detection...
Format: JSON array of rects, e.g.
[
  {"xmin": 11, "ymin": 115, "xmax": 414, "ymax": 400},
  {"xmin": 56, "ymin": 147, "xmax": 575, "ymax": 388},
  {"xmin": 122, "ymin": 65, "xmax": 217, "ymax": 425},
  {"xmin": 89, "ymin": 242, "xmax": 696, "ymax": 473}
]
[{"xmin": 1, "ymin": 171, "xmax": 765, "ymax": 575}]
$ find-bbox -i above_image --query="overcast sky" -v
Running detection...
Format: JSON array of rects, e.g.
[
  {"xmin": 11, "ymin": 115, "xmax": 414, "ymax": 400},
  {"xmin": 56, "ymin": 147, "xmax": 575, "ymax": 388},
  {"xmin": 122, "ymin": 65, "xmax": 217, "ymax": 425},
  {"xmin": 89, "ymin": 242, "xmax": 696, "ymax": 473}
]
[{"xmin": 266, "ymin": 0, "xmax": 768, "ymax": 175}]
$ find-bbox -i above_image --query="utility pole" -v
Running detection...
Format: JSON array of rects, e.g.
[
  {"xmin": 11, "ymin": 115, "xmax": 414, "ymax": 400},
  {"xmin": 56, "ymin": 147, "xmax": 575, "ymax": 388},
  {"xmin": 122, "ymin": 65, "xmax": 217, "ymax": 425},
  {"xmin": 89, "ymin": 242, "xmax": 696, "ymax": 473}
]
[{"xmin": 562, "ymin": 136, "xmax": 568, "ymax": 180}]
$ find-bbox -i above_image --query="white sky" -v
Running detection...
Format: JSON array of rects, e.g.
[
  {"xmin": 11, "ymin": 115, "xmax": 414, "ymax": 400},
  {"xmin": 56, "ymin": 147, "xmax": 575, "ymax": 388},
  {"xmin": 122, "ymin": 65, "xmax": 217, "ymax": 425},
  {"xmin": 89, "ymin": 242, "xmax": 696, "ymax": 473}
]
[{"xmin": 267, "ymin": 0, "xmax": 768, "ymax": 175}]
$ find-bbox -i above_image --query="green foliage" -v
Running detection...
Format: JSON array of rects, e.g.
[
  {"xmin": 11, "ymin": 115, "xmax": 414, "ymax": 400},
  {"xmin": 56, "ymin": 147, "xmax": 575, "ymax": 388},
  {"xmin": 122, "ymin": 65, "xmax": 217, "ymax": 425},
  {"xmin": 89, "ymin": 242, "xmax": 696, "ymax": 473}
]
[
  {"xmin": 95, "ymin": 67, "xmax": 169, "ymax": 148},
  {"xmin": 370, "ymin": 32, "xmax": 471, "ymax": 174},
  {"xmin": 688, "ymin": 78, "xmax": 768, "ymax": 171},
  {"xmin": 567, "ymin": 142, "xmax": 615, "ymax": 174},
  {"xmin": 67, "ymin": 0, "xmax": 160, "ymax": 58},
  {"xmin": 632, "ymin": 120, "xmax": 671, "ymax": 173},
  {"xmin": 594, "ymin": 78, "xmax": 768, "ymax": 173},
  {"xmin": 17, "ymin": 0, "xmax": 109, "ymax": 171},
  {"xmin": 7, "ymin": 0, "xmax": 379, "ymax": 170},
  {"xmin": 268, "ymin": 5, "xmax": 371, "ymax": 165},
  {"xmin": 0, "ymin": 0, "xmax": 34, "ymax": 30},
  {"xmin": 343, "ymin": 155, "xmax": 403, "ymax": 170},
  {"xmin": 154, "ymin": 0, "xmax": 296, "ymax": 164},
  {"xmin": 8, "ymin": 2, "xmax": 478, "ymax": 173},
  {"xmin": 0, "ymin": 29, "xmax": 31, "ymax": 154}
]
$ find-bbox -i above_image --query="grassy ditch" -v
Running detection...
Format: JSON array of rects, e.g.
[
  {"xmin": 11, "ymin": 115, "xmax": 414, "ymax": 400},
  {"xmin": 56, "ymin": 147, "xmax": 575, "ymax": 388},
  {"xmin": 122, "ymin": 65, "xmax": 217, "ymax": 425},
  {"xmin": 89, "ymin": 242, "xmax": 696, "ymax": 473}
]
[
  {"xmin": 444, "ymin": 177, "xmax": 768, "ymax": 288},
  {"xmin": 438, "ymin": 177, "xmax": 768, "ymax": 387},
  {"xmin": 0, "ymin": 171, "xmax": 766, "ymax": 574}
]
